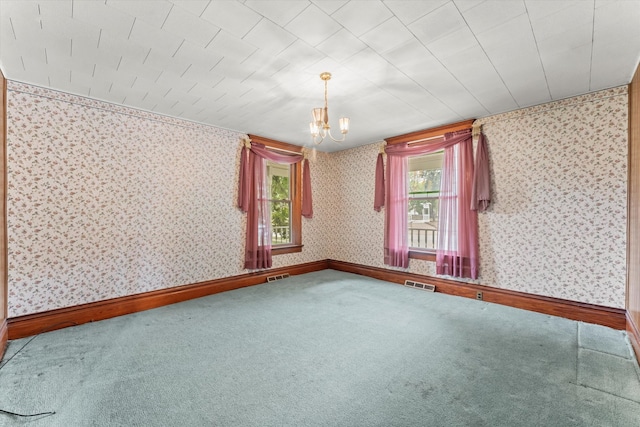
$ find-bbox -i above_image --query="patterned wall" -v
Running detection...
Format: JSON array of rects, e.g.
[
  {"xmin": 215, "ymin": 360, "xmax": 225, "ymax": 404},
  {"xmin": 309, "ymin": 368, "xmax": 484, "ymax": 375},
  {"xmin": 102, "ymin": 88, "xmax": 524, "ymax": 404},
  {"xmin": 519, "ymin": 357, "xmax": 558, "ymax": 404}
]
[
  {"xmin": 474, "ymin": 87, "xmax": 628, "ymax": 308},
  {"xmin": 6, "ymin": 82, "xmax": 332, "ymax": 317},
  {"xmin": 326, "ymin": 87, "xmax": 629, "ymax": 308},
  {"xmin": 5, "ymin": 82, "xmax": 629, "ymax": 315}
]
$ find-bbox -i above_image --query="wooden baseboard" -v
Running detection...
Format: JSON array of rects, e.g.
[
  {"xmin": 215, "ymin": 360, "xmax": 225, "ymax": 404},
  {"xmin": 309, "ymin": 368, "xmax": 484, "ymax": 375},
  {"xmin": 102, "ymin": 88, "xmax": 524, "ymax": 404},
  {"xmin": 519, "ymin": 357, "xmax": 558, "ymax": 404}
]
[
  {"xmin": 627, "ymin": 313, "xmax": 640, "ymax": 361},
  {"xmin": 328, "ymin": 260, "xmax": 627, "ymax": 330},
  {"xmin": 0, "ymin": 320, "xmax": 7, "ymax": 360},
  {"xmin": 7, "ymin": 260, "xmax": 329, "ymax": 340},
  {"xmin": 7, "ymin": 258, "xmax": 629, "ymax": 344}
]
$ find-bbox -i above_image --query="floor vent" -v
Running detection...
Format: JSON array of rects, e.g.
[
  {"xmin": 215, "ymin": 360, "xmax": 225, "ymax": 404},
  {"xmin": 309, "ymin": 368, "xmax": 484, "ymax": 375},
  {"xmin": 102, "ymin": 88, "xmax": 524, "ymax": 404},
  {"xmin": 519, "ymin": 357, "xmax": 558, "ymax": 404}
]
[
  {"xmin": 267, "ymin": 273, "xmax": 290, "ymax": 282},
  {"xmin": 404, "ymin": 280, "xmax": 435, "ymax": 292}
]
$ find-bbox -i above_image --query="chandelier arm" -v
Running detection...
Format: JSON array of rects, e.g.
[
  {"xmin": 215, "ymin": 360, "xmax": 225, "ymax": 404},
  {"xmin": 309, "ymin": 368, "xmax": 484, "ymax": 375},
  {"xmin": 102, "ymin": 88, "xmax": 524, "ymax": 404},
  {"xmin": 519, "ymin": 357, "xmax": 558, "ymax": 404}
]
[{"xmin": 327, "ymin": 129, "xmax": 346, "ymax": 143}]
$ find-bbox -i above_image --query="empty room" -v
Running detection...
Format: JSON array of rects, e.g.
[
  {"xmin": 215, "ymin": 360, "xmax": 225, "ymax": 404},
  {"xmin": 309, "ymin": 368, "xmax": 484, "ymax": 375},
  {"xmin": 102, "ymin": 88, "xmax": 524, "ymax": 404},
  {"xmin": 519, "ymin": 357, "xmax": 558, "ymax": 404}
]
[{"xmin": 0, "ymin": 0, "xmax": 639, "ymax": 425}]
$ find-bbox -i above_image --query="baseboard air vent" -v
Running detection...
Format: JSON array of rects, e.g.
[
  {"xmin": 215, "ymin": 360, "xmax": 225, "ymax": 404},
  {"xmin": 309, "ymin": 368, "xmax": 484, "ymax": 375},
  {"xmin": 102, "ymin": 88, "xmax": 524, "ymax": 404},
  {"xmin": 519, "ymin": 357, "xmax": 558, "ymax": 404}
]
[
  {"xmin": 404, "ymin": 280, "xmax": 435, "ymax": 292},
  {"xmin": 267, "ymin": 273, "xmax": 290, "ymax": 282}
]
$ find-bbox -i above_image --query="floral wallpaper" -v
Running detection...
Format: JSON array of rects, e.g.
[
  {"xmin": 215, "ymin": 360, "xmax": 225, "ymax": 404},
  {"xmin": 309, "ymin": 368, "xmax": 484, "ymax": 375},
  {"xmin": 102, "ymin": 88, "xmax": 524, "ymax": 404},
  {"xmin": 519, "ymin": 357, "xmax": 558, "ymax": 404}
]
[
  {"xmin": 5, "ymin": 81, "xmax": 332, "ymax": 317},
  {"xmin": 326, "ymin": 87, "xmax": 629, "ymax": 308},
  {"xmin": 5, "ymin": 81, "xmax": 629, "ymax": 316},
  {"xmin": 474, "ymin": 87, "xmax": 628, "ymax": 308}
]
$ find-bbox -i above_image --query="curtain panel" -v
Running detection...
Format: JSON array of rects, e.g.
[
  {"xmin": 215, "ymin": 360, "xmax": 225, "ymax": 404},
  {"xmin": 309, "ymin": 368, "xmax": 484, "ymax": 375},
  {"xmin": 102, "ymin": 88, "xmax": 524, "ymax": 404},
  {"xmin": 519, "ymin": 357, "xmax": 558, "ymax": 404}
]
[
  {"xmin": 382, "ymin": 129, "xmax": 479, "ymax": 279},
  {"xmin": 238, "ymin": 143, "xmax": 311, "ymax": 270},
  {"xmin": 471, "ymin": 132, "xmax": 491, "ymax": 211}
]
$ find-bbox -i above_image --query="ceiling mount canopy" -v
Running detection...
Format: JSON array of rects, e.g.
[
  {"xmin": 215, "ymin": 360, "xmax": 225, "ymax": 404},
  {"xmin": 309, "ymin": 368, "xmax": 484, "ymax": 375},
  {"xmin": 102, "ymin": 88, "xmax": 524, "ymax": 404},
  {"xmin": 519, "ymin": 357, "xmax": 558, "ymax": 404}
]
[{"xmin": 309, "ymin": 72, "xmax": 349, "ymax": 145}]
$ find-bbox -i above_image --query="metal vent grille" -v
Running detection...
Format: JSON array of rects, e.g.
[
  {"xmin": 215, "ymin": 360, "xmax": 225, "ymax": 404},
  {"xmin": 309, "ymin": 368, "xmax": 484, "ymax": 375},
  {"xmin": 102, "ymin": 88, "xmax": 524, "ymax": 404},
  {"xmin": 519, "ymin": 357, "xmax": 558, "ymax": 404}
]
[
  {"xmin": 267, "ymin": 273, "xmax": 290, "ymax": 282},
  {"xmin": 403, "ymin": 280, "xmax": 435, "ymax": 292}
]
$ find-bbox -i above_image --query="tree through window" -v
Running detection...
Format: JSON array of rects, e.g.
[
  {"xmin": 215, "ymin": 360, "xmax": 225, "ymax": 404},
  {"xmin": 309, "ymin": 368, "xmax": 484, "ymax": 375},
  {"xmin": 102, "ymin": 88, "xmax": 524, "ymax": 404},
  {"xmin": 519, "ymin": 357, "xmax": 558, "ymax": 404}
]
[
  {"xmin": 267, "ymin": 161, "xmax": 291, "ymax": 244},
  {"xmin": 408, "ymin": 151, "xmax": 443, "ymax": 251}
]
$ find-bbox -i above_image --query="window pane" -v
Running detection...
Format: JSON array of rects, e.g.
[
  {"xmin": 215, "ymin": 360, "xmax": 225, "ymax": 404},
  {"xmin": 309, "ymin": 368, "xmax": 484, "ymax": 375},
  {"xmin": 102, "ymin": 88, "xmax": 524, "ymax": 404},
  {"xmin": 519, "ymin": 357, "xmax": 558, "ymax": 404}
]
[
  {"xmin": 271, "ymin": 200, "xmax": 291, "ymax": 244},
  {"xmin": 408, "ymin": 152, "xmax": 443, "ymax": 250},
  {"xmin": 267, "ymin": 161, "xmax": 291, "ymax": 245}
]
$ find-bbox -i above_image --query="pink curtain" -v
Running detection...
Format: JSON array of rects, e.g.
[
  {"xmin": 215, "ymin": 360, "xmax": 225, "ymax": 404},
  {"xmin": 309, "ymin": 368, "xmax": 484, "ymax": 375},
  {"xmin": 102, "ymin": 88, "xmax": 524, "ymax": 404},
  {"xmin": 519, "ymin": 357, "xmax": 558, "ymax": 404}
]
[
  {"xmin": 238, "ymin": 143, "xmax": 304, "ymax": 270},
  {"xmin": 384, "ymin": 129, "xmax": 479, "ymax": 278},
  {"xmin": 238, "ymin": 146, "xmax": 250, "ymax": 212},
  {"xmin": 471, "ymin": 132, "xmax": 491, "ymax": 212},
  {"xmin": 384, "ymin": 153, "xmax": 409, "ymax": 267},
  {"xmin": 302, "ymin": 159, "xmax": 313, "ymax": 218},
  {"xmin": 435, "ymin": 132, "xmax": 478, "ymax": 279},
  {"xmin": 374, "ymin": 153, "xmax": 385, "ymax": 211}
]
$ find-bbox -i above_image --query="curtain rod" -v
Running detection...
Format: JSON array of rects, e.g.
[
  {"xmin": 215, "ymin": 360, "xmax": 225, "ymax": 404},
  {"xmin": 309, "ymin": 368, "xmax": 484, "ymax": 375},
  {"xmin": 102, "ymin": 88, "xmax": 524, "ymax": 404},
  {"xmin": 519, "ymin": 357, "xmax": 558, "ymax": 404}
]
[
  {"xmin": 243, "ymin": 138, "xmax": 304, "ymax": 156},
  {"xmin": 407, "ymin": 134, "xmax": 444, "ymax": 145}
]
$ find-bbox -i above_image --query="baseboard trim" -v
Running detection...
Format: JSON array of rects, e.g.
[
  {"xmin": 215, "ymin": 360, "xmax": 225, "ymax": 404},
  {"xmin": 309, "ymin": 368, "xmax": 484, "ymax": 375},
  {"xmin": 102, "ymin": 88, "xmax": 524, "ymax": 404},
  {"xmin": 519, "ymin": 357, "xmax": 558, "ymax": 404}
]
[
  {"xmin": 7, "ymin": 258, "xmax": 628, "ymax": 341},
  {"xmin": 8, "ymin": 260, "xmax": 329, "ymax": 340},
  {"xmin": 0, "ymin": 320, "xmax": 7, "ymax": 360},
  {"xmin": 627, "ymin": 313, "xmax": 640, "ymax": 361},
  {"xmin": 328, "ymin": 260, "xmax": 627, "ymax": 330}
]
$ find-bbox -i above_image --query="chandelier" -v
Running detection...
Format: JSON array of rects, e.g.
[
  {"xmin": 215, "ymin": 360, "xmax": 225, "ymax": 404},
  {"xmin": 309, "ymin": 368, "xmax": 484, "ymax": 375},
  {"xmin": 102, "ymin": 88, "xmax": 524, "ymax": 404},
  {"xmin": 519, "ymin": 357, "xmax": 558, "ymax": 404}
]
[{"xmin": 309, "ymin": 72, "xmax": 349, "ymax": 144}]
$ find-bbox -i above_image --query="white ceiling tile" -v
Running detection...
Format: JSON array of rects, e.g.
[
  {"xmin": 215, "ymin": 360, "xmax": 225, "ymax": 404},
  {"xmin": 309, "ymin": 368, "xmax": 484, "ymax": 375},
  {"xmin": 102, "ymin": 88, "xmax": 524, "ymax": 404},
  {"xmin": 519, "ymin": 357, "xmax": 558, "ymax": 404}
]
[
  {"xmin": 200, "ymin": 1, "xmax": 262, "ymax": 39},
  {"xmin": 475, "ymin": 14, "xmax": 533, "ymax": 51},
  {"xmin": 118, "ymin": 56, "xmax": 163, "ymax": 83},
  {"xmin": 427, "ymin": 26, "xmax": 478, "ymax": 60},
  {"xmin": 38, "ymin": 0, "xmax": 73, "ymax": 18},
  {"xmin": 144, "ymin": 49, "xmax": 189, "ymax": 77},
  {"xmin": 173, "ymin": 40, "xmax": 223, "ymax": 71},
  {"xmin": 345, "ymin": 46, "xmax": 391, "ymax": 69},
  {"xmin": 310, "ymin": 1, "xmax": 349, "ymax": 15},
  {"xmin": 205, "ymin": 31, "xmax": 256, "ymax": 62},
  {"xmin": 155, "ymin": 70, "xmax": 197, "ymax": 93},
  {"xmin": 128, "ymin": 18, "xmax": 184, "ymax": 57},
  {"xmin": 471, "ymin": 85, "xmax": 519, "ymax": 115},
  {"xmin": 177, "ymin": 64, "xmax": 224, "ymax": 87},
  {"xmin": 17, "ymin": 54, "xmax": 50, "ymax": 84},
  {"xmin": 243, "ymin": 19, "xmax": 297, "ymax": 55},
  {"xmin": 244, "ymin": 1, "xmax": 311, "ymax": 26},
  {"xmin": 543, "ymin": 45, "xmax": 591, "ymax": 99},
  {"xmin": 591, "ymin": 39, "xmax": 640, "ymax": 90},
  {"xmin": 536, "ymin": 23, "xmax": 592, "ymax": 59},
  {"xmin": 359, "ymin": 17, "xmax": 415, "ymax": 54},
  {"xmin": 285, "ymin": 4, "xmax": 342, "ymax": 46},
  {"xmin": 106, "ymin": 0, "xmax": 173, "ymax": 28},
  {"xmin": 92, "ymin": 63, "xmax": 137, "ymax": 88},
  {"xmin": 210, "ymin": 58, "xmax": 255, "ymax": 82},
  {"xmin": 453, "ymin": 1, "xmax": 486, "ymax": 13},
  {"xmin": 524, "ymin": 0, "xmax": 580, "ymax": 22},
  {"xmin": 171, "ymin": 0, "xmax": 211, "ymax": 17},
  {"xmin": 594, "ymin": 0, "xmax": 640, "ymax": 41},
  {"xmin": 162, "ymin": 5, "xmax": 220, "ymax": 47},
  {"xmin": 383, "ymin": 0, "xmax": 449, "ymax": 25},
  {"xmin": 95, "ymin": 31, "xmax": 148, "ymax": 71},
  {"xmin": 529, "ymin": 2, "xmax": 593, "ymax": 42},
  {"xmin": 277, "ymin": 40, "xmax": 326, "ymax": 71},
  {"xmin": 408, "ymin": 1, "xmax": 466, "ymax": 44},
  {"xmin": 74, "ymin": 1, "xmax": 135, "ymax": 39},
  {"xmin": 381, "ymin": 38, "xmax": 437, "ymax": 72},
  {"xmin": 41, "ymin": 14, "xmax": 102, "ymax": 48},
  {"xmin": 241, "ymin": 52, "xmax": 289, "ymax": 77},
  {"xmin": 331, "ymin": 1, "xmax": 393, "ymax": 36},
  {"xmin": 460, "ymin": 0, "xmax": 526, "ymax": 34},
  {"xmin": 316, "ymin": 28, "xmax": 367, "ymax": 62}
]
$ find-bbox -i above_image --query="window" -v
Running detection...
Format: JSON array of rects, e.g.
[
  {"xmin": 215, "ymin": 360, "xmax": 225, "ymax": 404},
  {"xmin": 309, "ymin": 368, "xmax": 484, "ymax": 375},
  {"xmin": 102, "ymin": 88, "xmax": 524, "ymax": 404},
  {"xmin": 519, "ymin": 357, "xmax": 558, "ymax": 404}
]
[
  {"xmin": 267, "ymin": 161, "xmax": 292, "ymax": 245},
  {"xmin": 408, "ymin": 151, "xmax": 443, "ymax": 252},
  {"xmin": 248, "ymin": 134, "xmax": 302, "ymax": 255}
]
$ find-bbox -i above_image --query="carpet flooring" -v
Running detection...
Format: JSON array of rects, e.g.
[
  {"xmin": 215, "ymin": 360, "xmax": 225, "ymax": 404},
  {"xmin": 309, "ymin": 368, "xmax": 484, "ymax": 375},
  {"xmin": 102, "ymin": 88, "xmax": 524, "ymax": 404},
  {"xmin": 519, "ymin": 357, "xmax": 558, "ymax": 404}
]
[{"xmin": 0, "ymin": 270, "xmax": 639, "ymax": 426}]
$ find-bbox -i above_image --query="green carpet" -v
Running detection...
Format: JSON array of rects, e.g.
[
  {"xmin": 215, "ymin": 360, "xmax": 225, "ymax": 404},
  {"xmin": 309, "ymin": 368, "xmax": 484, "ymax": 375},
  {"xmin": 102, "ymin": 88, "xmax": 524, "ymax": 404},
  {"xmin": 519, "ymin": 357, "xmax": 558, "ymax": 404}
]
[{"xmin": 1, "ymin": 270, "xmax": 639, "ymax": 426}]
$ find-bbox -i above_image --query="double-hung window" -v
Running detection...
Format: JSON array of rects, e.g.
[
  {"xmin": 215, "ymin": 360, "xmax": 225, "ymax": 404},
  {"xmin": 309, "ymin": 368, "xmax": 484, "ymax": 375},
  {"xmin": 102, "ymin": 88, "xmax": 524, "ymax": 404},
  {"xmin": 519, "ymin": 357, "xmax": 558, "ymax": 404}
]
[
  {"xmin": 266, "ymin": 161, "xmax": 292, "ymax": 245},
  {"xmin": 408, "ymin": 151, "xmax": 443, "ymax": 252}
]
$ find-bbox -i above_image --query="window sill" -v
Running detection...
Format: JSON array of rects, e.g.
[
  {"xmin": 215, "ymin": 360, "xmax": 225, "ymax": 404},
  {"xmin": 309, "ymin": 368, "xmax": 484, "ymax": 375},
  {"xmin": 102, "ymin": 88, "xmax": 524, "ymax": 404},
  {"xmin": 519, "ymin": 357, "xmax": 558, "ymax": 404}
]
[
  {"xmin": 272, "ymin": 244, "xmax": 303, "ymax": 255},
  {"xmin": 408, "ymin": 250, "xmax": 436, "ymax": 262}
]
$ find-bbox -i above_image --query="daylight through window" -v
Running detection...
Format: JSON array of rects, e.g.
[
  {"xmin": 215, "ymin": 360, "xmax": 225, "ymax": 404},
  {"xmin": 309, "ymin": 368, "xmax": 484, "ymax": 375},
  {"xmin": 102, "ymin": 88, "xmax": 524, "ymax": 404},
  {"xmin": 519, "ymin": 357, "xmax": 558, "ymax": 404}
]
[
  {"xmin": 267, "ymin": 161, "xmax": 292, "ymax": 245},
  {"xmin": 408, "ymin": 151, "xmax": 443, "ymax": 251}
]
